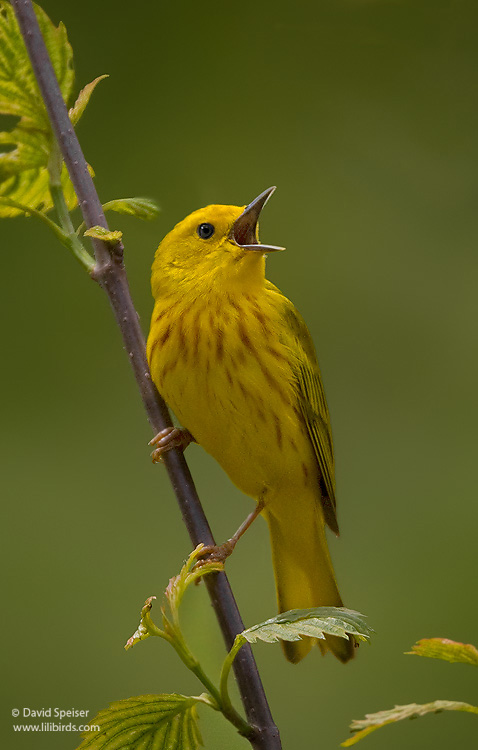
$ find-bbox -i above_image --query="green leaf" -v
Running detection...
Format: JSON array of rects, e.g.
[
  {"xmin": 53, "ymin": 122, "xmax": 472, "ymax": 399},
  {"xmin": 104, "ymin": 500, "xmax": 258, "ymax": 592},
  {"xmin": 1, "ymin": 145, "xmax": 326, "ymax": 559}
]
[
  {"xmin": 0, "ymin": 1, "xmax": 73, "ymax": 127},
  {"xmin": 0, "ymin": 2, "xmax": 102, "ymax": 216},
  {"xmin": 84, "ymin": 225, "xmax": 123, "ymax": 243},
  {"xmin": 76, "ymin": 197, "xmax": 160, "ymax": 235},
  {"xmin": 240, "ymin": 607, "xmax": 373, "ymax": 645},
  {"xmin": 102, "ymin": 197, "xmax": 160, "ymax": 221},
  {"xmin": 0, "ymin": 162, "xmax": 79, "ymax": 217},
  {"xmin": 341, "ymin": 700, "xmax": 478, "ymax": 747},
  {"xmin": 76, "ymin": 694, "xmax": 203, "ymax": 750},
  {"xmin": 407, "ymin": 638, "xmax": 478, "ymax": 666},
  {"xmin": 0, "ymin": 1, "xmax": 73, "ymax": 176},
  {"xmin": 69, "ymin": 75, "xmax": 108, "ymax": 125},
  {"xmin": 219, "ymin": 606, "xmax": 372, "ymax": 729}
]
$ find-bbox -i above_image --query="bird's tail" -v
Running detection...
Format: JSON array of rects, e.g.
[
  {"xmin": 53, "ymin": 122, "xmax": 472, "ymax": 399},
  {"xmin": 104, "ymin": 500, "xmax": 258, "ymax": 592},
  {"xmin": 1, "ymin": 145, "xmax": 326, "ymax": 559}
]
[{"xmin": 265, "ymin": 498, "xmax": 354, "ymax": 664}]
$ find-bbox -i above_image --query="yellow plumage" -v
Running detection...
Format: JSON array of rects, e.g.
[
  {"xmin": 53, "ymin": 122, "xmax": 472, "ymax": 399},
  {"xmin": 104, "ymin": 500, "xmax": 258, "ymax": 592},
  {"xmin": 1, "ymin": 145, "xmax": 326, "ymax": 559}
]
[{"xmin": 147, "ymin": 189, "xmax": 353, "ymax": 664}]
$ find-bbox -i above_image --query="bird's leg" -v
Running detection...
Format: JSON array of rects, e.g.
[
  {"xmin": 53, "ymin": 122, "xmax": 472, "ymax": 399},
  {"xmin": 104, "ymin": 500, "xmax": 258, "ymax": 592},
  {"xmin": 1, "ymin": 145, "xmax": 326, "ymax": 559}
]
[
  {"xmin": 196, "ymin": 498, "xmax": 266, "ymax": 566},
  {"xmin": 149, "ymin": 427, "xmax": 195, "ymax": 463}
]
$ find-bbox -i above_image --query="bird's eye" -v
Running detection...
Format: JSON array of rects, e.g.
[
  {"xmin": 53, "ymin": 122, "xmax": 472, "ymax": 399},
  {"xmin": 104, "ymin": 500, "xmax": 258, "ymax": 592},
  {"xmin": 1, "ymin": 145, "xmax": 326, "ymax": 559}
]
[{"xmin": 197, "ymin": 222, "xmax": 215, "ymax": 239}]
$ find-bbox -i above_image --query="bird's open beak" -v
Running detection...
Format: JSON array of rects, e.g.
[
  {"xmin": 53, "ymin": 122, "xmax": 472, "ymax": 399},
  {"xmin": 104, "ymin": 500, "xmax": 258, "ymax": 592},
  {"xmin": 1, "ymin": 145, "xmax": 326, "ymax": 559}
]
[{"xmin": 232, "ymin": 186, "xmax": 285, "ymax": 253}]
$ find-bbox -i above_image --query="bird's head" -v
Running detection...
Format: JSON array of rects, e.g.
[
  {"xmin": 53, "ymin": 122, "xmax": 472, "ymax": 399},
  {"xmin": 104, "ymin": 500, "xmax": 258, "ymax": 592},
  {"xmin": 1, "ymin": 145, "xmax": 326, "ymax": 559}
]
[{"xmin": 151, "ymin": 187, "xmax": 284, "ymax": 298}]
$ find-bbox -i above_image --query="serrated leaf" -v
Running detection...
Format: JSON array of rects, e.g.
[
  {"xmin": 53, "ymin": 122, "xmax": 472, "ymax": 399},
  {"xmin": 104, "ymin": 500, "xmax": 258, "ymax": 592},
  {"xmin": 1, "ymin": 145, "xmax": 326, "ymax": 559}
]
[
  {"xmin": 0, "ymin": 1, "xmax": 73, "ymax": 178},
  {"xmin": 69, "ymin": 75, "xmax": 108, "ymax": 125},
  {"xmin": 241, "ymin": 607, "xmax": 373, "ymax": 645},
  {"xmin": 0, "ymin": 1, "xmax": 73, "ymax": 127},
  {"xmin": 84, "ymin": 225, "xmax": 122, "ymax": 243},
  {"xmin": 407, "ymin": 638, "xmax": 478, "ymax": 666},
  {"xmin": 76, "ymin": 694, "xmax": 202, "ymax": 750},
  {"xmin": 102, "ymin": 197, "xmax": 160, "ymax": 221},
  {"xmin": 0, "ymin": 162, "xmax": 79, "ymax": 217},
  {"xmin": 0, "ymin": 2, "xmax": 102, "ymax": 216},
  {"xmin": 342, "ymin": 700, "xmax": 478, "ymax": 747}
]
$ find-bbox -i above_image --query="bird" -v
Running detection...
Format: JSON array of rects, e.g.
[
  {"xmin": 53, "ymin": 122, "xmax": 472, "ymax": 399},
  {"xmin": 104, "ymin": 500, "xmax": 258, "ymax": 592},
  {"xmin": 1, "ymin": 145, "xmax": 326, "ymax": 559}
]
[{"xmin": 146, "ymin": 187, "xmax": 354, "ymax": 664}]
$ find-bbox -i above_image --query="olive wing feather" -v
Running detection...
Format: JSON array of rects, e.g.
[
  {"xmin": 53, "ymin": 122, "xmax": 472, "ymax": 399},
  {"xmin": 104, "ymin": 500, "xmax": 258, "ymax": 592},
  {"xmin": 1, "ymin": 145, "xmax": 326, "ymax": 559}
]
[{"xmin": 266, "ymin": 281, "xmax": 339, "ymax": 534}]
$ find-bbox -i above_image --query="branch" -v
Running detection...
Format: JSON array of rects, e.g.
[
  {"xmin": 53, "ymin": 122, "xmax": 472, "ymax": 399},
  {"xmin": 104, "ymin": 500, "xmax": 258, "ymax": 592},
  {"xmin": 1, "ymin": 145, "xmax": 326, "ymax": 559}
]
[{"xmin": 11, "ymin": 2, "xmax": 281, "ymax": 748}]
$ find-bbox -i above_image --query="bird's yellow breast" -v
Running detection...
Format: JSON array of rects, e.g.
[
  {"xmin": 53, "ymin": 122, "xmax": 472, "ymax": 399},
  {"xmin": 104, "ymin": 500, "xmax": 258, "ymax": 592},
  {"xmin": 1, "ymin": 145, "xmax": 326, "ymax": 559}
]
[{"xmin": 147, "ymin": 288, "xmax": 318, "ymax": 502}]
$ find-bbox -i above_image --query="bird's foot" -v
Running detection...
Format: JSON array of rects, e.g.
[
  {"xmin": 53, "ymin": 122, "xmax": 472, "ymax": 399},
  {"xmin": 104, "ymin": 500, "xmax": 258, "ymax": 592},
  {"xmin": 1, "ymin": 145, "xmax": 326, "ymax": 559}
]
[
  {"xmin": 149, "ymin": 427, "xmax": 193, "ymax": 463},
  {"xmin": 194, "ymin": 539, "xmax": 237, "ymax": 568},
  {"xmin": 194, "ymin": 499, "xmax": 266, "ymax": 571}
]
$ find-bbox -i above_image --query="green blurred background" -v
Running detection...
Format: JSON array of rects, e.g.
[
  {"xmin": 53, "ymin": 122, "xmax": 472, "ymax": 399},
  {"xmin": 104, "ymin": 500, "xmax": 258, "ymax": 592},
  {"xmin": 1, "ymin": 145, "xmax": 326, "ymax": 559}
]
[{"xmin": 2, "ymin": 0, "xmax": 478, "ymax": 748}]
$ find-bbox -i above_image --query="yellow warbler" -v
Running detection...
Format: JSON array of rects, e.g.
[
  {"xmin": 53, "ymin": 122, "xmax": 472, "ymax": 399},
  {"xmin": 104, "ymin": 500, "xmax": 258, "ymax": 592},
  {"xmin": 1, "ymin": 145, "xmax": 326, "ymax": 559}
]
[{"xmin": 147, "ymin": 187, "xmax": 353, "ymax": 664}]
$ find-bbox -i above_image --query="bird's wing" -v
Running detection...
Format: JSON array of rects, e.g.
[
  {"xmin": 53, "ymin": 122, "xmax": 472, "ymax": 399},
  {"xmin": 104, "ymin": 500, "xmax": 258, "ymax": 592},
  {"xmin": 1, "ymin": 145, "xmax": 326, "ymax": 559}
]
[{"xmin": 266, "ymin": 281, "xmax": 339, "ymax": 534}]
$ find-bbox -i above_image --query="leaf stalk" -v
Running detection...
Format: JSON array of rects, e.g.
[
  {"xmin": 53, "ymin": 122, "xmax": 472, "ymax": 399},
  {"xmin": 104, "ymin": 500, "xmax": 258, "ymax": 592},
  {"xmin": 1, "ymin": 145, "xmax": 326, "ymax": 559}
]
[{"xmin": 49, "ymin": 181, "xmax": 95, "ymax": 271}]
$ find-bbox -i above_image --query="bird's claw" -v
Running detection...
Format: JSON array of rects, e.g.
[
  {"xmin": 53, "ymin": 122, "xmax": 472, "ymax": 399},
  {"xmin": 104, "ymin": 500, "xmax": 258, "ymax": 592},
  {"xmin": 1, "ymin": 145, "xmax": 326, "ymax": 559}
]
[
  {"xmin": 149, "ymin": 427, "xmax": 193, "ymax": 463},
  {"xmin": 193, "ymin": 539, "xmax": 237, "ymax": 569}
]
